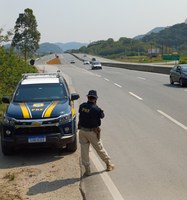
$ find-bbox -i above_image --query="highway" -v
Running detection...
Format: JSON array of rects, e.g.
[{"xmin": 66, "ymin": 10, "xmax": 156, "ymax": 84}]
[{"xmin": 56, "ymin": 54, "xmax": 187, "ymax": 200}]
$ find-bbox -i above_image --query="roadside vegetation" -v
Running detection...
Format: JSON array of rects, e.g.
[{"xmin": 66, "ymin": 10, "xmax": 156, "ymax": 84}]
[
  {"xmin": 0, "ymin": 47, "xmax": 38, "ymax": 120},
  {"xmin": 179, "ymin": 55, "xmax": 187, "ymax": 64},
  {"xmin": 0, "ymin": 8, "xmax": 40, "ymax": 121},
  {"xmin": 109, "ymin": 55, "xmax": 187, "ymax": 64}
]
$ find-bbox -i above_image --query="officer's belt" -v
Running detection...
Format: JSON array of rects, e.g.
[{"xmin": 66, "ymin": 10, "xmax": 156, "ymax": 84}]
[{"xmin": 80, "ymin": 127, "xmax": 94, "ymax": 131}]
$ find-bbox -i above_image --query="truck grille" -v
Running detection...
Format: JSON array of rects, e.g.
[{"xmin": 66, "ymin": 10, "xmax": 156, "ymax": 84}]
[{"xmin": 15, "ymin": 126, "xmax": 60, "ymax": 136}]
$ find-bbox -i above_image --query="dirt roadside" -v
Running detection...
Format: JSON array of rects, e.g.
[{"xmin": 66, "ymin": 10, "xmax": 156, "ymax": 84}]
[
  {"xmin": 0, "ymin": 63, "xmax": 83, "ymax": 200},
  {"xmin": 0, "ymin": 148, "xmax": 82, "ymax": 200}
]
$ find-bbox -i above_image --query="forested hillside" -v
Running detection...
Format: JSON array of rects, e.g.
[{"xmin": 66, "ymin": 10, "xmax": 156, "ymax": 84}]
[
  {"xmin": 76, "ymin": 38, "xmax": 150, "ymax": 59},
  {"xmin": 74, "ymin": 23, "xmax": 187, "ymax": 58},
  {"xmin": 142, "ymin": 23, "xmax": 187, "ymax": 54}
]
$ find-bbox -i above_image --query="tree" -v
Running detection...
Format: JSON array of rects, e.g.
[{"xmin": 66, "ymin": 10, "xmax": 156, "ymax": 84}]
[{"xmin": 11, "ymin": 8, "xmax": 40, "ymax": 61}]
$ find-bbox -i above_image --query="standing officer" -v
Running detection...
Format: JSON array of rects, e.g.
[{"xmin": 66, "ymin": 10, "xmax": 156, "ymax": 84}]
[{"xmin": 78, "ymin": 90, "xmax": 114, "ymax": 176}]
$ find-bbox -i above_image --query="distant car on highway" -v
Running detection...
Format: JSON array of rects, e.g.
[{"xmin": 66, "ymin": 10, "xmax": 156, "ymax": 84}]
[
  {"xmin": 83, "ymin": 60, "xmax": 90, "ymax": 65},
  {"xmin": 91, "ymin": 61, "xmax": 102, "ymax": 70},
  {"xmin": 70, "ymin": 60, "xmax": 75, "ymax": 64},
  {"xmin": 90, "ymin": 57, "xmax": 96, "ymax": 64},
  {"xmin": 170, "ymin": 64, "xmax": 187, "ymax": 86}
]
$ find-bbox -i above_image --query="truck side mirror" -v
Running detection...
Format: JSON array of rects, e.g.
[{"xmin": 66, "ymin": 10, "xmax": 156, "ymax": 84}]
[
  {"xmin": 71, "ymin": 93, "xmax": 80, "ymax": 101},
  {"xmin": 2, "ymin": 96, "xmax": 10, "ymax": 104}
]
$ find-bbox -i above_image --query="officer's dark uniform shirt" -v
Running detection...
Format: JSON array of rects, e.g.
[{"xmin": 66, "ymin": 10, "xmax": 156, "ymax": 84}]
[{"xmin": 78, "ymin": 101, "xmax": 104, "ymax": 128}]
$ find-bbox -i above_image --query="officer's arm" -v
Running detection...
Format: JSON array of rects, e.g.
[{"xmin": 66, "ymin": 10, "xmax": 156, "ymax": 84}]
[
  {"xmin": 100, "ymin": 109, "xmax": 105, "ymax": 119},
  {"xmin": 78, "ymin": 104, "xmax": 82, "ymax": 113}
]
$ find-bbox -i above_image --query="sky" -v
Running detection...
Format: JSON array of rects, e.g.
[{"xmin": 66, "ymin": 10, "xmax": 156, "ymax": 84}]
[{"xmin": 1, "ymin": 0, "xmax": 187, "ymax": 44}]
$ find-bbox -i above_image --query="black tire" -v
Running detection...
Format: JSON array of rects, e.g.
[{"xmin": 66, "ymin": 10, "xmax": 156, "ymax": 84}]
[
  {"xmin": 66, "ymin": 136, "xmax": 77, "ymax": 152},
  {"xmin": 170, "ymin": 76, "xmax": 174, "ymax": 85},
  {"xmin": 179, "ymin": 78, "xmax": 184, "ymax": 87},
  {"xmin": 1, "ymin": 141, "xmax": 14, "ymax": 156}
]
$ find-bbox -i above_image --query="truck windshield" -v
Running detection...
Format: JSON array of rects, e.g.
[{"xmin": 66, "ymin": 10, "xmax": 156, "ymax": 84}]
[{"xmin": 13, "ymin": 83, "xmax": 68, "ymax": 102}]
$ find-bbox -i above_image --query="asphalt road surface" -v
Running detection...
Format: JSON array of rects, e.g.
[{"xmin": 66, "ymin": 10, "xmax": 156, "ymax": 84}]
[{"xmin": 35, "ymin": 53, "xmax": 187, "ymax": 200}]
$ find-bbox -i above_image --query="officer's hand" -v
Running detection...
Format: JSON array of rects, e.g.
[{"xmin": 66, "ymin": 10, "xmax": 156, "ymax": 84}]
[{"xmin": 100, "ymin": 110, "xmax": 105, "ymax": 118}]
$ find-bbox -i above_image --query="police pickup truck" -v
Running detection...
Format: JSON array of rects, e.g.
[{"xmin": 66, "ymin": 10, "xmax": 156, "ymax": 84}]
[{"xmin": 1, "ymin": 72, "xmax": 79, "ymax": 155}]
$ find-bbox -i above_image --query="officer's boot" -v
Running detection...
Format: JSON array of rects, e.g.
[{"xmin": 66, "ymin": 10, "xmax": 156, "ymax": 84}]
[
  {"xmin": 84, "ymin": 166, "xmax": 91, "ymax": 176},
  {"xmin": 106, "ymin": 161, "xmax": 115, "ymax": 171}
]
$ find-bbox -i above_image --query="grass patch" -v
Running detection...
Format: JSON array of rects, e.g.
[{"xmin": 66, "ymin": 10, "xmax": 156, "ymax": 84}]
[
  {"xmin": 179, "ymin": 55, "xmax": 187, "ymax": 64},
  {"xmin": 113, "ymin": 55, "xmax": 167, "ymax": 63}
]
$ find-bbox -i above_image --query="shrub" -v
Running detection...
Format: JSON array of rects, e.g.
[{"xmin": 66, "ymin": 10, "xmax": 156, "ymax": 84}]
[{"xmin": 0, "ymin": 47, "xmax": 38, "ymax": 119}]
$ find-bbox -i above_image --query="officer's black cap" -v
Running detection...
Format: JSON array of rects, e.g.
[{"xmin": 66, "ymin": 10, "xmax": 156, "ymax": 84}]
[{"xmin": 87, "ymin": 90, "xmax": 98, "ymax": 98}]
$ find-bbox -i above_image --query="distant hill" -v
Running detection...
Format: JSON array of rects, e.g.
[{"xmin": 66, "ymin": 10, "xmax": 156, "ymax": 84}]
[
  {"xmin": 36, "ymin": 43, "xmax": 63, "ymax": 55},
  {"xmin": 146, "ymin": 27, "xmax": 167, "ymax": 34},
  {"xmin": 142, "ymin": 23, "xmax": 187, "ymax": 47},
  {"xmin": 3, "ymin": 43, "xmax": 63, "ymax": 55},
  {"xmin": 36, "ymin": 42, "xmax": 87, "ymax": 55},
  {"xmin": 55, "ymin": 42, "xmax": 88, "ymax": 51},
  {"xmin": 4, "ymin": 41, "xmax": 88, "ymax": 55},
  {"xmin": 134, "ymin": 27, "xmax": 167, "ymax": 40}
]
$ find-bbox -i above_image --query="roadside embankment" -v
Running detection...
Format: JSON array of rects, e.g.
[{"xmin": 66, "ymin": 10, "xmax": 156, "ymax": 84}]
[
  {"xmin": 101, "ymin": 62, "xmax": 172, "ymax": 74},
  {"xmin": 71, "ymin": 53, "xmax": 174, "ymax": 74}
]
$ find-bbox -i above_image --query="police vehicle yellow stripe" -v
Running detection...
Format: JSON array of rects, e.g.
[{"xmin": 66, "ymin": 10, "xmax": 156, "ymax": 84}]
[
  {"xmin": 43, "ymin": 101, "xmax": 58, "ymax": 118},
  {"xmin": 20, "ymin": 103, "xmax": 31, "ymax": 118},
  {"xmin": 71, "ymin": 102, "xmax": 75, "ymax": 117},
  {"xmin": 72, "ymin": 107, "xmax": 75, "ymax": 116}
]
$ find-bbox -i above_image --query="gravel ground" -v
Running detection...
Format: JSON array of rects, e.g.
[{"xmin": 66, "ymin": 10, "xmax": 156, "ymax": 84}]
[{"xmin": 0, "ymin": 148, "xmax": 82, "ymax": 200}]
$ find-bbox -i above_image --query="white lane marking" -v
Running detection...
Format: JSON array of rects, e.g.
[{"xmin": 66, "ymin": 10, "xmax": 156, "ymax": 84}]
[
  {"xmin": 138, "ymin": 77, "xmax": 146, "ymax": 80},
  {"xmin": 95, "ymin": 74, "xmax": 101, "ymax": 77},
  {"xmin": 104, "ymin": 78, "xmax": 110, "ymax": 81},
  {"xmin": 114, "ymin": 83, "xmax": 122, "ymax": 88},
  {"xmin": 72, "ymin": 66, "xmax": 102, "ymax": 78},
  {"xmin": 90, "ymin": 148, "xmax": 125, "ymax": 200},
  {"xmin": 157, "ymin": 110, "xmax": 187, "ymax": 131},
  {"xmin": 129, "ymin": 92, "xmax": 143, "ymax": 100},
  {"xmin": 185, "ymin": 89, "xmax": 187, "ymax": 92},
  {"xmin": 72, "ymin": 66, "xmax": 94, "ymax": 75}
]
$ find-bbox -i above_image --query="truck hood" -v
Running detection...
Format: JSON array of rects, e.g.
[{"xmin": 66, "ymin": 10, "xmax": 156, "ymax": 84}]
[{"xmin": 6, "ymin": 100, "xmax": 71, "ymax": 119}]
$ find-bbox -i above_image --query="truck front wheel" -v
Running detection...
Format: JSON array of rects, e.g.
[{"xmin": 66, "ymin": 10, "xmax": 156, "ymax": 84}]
[
  {"xmin": 66, "ymin": 137, "xmax": 77, "ymax": 152},
  {"xmin": 1, "ymin": 140, "xmax": 14, "ymax": 156}
]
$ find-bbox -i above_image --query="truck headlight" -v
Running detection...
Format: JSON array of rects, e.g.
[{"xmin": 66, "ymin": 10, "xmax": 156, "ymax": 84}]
[
  {"xmin": 59, "ymin": 113, "xmax": 72, "ymax": 125},
  {"xmin": 3, "ymin": 115, "xmax": 15, "ymax": 127}
]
